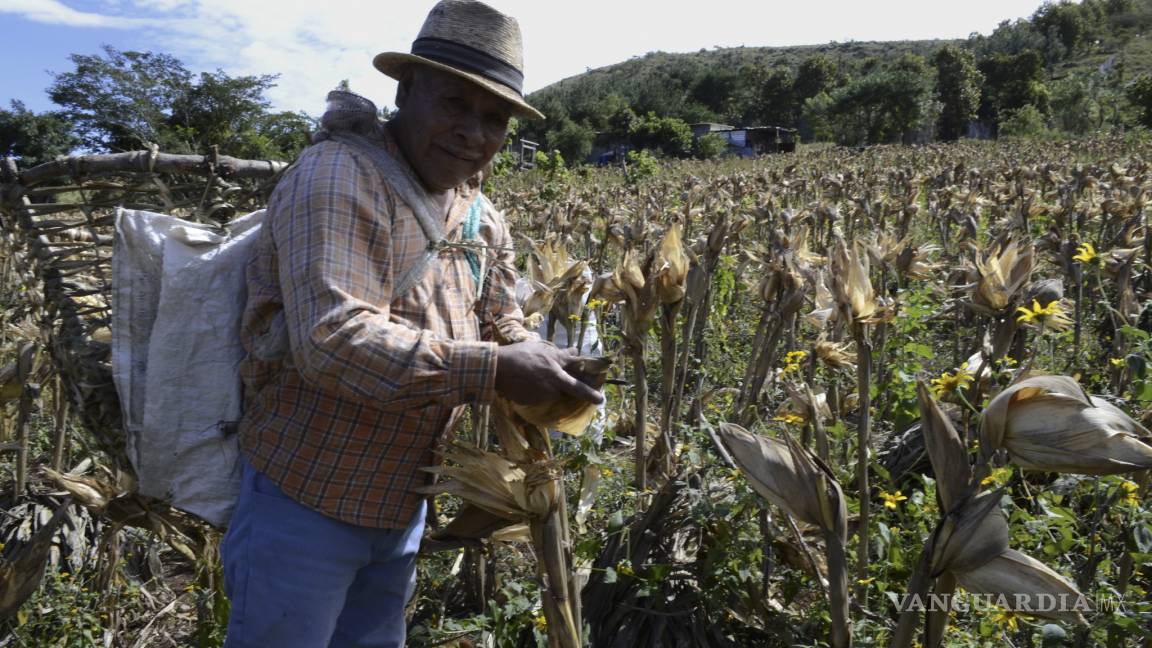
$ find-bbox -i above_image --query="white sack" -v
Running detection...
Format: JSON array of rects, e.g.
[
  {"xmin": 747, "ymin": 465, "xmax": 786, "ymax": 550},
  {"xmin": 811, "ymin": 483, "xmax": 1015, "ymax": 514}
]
[{"xmin": 112, "ymin": 208, "xmax": 264, "ymax": 527}]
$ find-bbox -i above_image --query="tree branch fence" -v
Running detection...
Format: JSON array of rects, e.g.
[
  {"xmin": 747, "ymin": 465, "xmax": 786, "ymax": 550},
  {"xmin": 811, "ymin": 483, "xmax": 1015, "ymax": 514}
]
[{"xmin": 0, "ymin": 148, "xmax": 288, "ymax": 625}]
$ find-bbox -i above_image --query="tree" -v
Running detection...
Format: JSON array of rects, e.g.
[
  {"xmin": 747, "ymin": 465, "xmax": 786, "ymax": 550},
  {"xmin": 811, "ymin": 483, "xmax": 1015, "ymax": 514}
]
[
  {"xmin": 1050, "ymin": 75, "xmax": 1098, "ymax": 134},
  {"xmin": 978, "ymin": 51, "xmax": 1050, "ymax": 134},
  {"xmin": 690, "ymin": 68, "xmax": 740, "ymax": 117},
  {"xmin": 550, "ymin": 119, "xmax": 595, "ymax": 164},
  {"xmin": 692, "ymin": 132, "xmax": 728, "ymax": 159},
  {"xmin": 49, "ymin": 46, "xmax": 193, "ymax": 151},
  {"xmin": 628, "ymin": 112, "xmax": 692, "ymax": 157},
  {"xmin": 48, "ymin": 45, "xmax": 310, "ymax": 159},
  {"xmin": 737, "ymin": 65, "xmax": 797, "ymax": 127},
  {"xmin": 167, "ymin": 71, "xmax": 274, "ymax": 151},
  {"xmin": 1032, "ymin": 1, "xmax": 1092, "ymax": 62},
  {"xmin": 795, "ymin": 55, "xmax": 837, "ymax": 102},
  {"xmin": 1125, "ymin": 74, "xmax": 1152, "ymax": 128},
  {"xmin": 970, "ymin": 19, "xmax": 1044, "ymax": 58},
  {"xmin": 998, "ymin": 104, "xmax": 1048, "ymax": 138},
  {"xmin": 829, "ymin": 55, "xmax": 931, "ymax": 145},
  {"xmin": 0, "ymin": 101, "xmax": 78, "ymax": 168},
  {"xmin": 933, "ymin": 45, "xmax": 983, "ymax": 141},
  {"xmin": 801, "ymin": 91, "xmax": 836, "ymax": 142}
]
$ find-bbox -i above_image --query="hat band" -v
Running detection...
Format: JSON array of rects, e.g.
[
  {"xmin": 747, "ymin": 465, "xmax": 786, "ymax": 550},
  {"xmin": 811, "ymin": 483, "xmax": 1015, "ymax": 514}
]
[{"xmin": 411, "ymin": 37, "xmax": 524, "ymax": 95}]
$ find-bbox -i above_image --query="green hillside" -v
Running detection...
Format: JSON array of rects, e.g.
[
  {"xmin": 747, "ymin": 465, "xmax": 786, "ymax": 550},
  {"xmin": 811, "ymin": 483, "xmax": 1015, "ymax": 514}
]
[{"xmin": 520, "ymin": 0, "xmax": 1152, "ymax": 159}]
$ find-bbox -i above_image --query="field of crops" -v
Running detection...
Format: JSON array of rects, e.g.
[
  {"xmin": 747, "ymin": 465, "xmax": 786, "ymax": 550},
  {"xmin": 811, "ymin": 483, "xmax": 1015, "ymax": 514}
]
[{"xmin": 2, "ymin": 136, "xmax": 1152, "ymax": 647}]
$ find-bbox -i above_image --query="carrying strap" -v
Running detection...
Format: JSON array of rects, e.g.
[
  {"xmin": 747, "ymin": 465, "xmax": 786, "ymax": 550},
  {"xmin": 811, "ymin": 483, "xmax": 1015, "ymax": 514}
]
[
  {"xmin": 328, "ymin": 131, "xmax": 452, "ymax": 298},
  {"xmin": 251, "ymin": 133, "xmax": 490, "ymax": 365},
  {"xmin": 326, "ymin": 132, "xmax": 493, "ymax": 298},
  {"xmin": 461, "ymin": 195, "xmax": 484, "ymax": 285}
]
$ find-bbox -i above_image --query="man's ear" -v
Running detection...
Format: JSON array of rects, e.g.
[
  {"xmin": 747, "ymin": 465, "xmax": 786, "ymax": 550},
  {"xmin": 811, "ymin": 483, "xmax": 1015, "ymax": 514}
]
[
  {"xmin": 394, "ymin": 67, "xmax": 415, "ymax": 109},
  {"xmin": 395, "ymin": 82, "xmax": 408, "ymax": 109}
]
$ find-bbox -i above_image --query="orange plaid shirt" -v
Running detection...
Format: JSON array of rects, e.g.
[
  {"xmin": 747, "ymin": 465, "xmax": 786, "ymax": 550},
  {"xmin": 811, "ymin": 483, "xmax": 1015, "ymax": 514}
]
[{"xmin": 238, "ymin": 127, "xmax": 533, "ymax": 529}]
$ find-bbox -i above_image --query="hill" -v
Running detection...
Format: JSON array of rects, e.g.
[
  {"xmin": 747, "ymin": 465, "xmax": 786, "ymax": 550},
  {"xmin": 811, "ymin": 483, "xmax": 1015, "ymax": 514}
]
[{"xmin": 519, "ymin": 0, "xmax": 1152, "ymax": 158}]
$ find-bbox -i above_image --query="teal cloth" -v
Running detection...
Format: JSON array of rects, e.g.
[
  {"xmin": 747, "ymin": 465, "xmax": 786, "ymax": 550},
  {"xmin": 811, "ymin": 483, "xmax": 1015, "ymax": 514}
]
[{"xmin": 462, "ymin": 195, "xmax": 483, "ymax": 286}]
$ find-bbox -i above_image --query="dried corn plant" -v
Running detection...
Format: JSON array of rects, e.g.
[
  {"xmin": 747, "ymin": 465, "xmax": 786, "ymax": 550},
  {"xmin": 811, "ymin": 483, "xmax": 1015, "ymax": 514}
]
[
  {"xmin": 7, "ymin": 137, "xmax": 1152, "ymax": 644},
  {"xmin": 718, "ymin": 422, "xmax": 852, "ymax": 648},
  {"xmin": 891, "ymin": 382, "xmax": 1092, "ymax": 648},
  {"xmin": 420, "ymin": 358, "xmax": 611, "ymax": 648}
]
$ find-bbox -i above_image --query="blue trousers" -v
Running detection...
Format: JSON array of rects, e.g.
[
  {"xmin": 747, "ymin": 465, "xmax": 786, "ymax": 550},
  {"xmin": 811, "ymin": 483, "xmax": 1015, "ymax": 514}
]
[{"xmin": 221, "ymin": 460, "xmax": 426, "ymax": 648}]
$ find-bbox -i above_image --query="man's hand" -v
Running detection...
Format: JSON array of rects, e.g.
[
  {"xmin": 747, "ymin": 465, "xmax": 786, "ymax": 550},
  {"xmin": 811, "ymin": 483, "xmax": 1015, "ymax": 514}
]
[{"xmin": 495, "ymin": 342, "xmax": 605, "ymax": 406}]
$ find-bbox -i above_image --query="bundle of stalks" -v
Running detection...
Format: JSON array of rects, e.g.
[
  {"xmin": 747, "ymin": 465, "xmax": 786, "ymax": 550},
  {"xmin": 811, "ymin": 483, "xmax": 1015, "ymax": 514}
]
[{"xmin": 421, "ymin": 358, "xmax": 611, "ymax": 648}]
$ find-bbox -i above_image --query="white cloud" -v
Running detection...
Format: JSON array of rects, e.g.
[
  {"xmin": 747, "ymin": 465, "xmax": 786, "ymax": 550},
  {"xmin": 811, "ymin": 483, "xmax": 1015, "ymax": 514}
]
[{"xmin": 0, "ymin": 0, "xmax": 160, "ymax": 28}]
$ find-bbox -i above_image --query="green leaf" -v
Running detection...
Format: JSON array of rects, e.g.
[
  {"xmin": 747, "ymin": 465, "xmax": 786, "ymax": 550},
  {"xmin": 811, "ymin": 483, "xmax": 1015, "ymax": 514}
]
[
  {"xmin": 1120, "ymin": 325, "xmax": 1149, "ymax": 342},
  {"xmin": 608, "ymin": 510, "xmax": 625, "ymax": 531},
  {"xmin": 1137, "ymin": 381, "xmax": 1152, "ymax": 403},
  {"xmin": 906, "ymin": 342, "xmax": 935, "ymax": 360}
]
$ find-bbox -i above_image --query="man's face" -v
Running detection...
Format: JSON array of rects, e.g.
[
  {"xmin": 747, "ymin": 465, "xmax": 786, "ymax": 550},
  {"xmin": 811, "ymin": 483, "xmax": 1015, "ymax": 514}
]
[{"xmin": 393, "ymin": 67, "xmax": 513, "ymax": 192}]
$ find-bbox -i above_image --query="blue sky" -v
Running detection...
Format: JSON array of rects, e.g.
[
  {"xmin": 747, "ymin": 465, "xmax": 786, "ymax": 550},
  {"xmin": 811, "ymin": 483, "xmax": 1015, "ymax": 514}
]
[{"xmin": 1, "ymin": 0, "xmax": 1051, "ymax": 117}]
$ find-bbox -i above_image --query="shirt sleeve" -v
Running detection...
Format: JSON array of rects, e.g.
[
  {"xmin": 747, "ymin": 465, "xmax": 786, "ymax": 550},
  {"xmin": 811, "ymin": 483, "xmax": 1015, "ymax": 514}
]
[
  {"xmin": 271, "ymin": 142, "xmax": 498, "ymax": 411},
  {"xmin": 475, "ymin": 197, "xmax": 539, "ymax": 345}
]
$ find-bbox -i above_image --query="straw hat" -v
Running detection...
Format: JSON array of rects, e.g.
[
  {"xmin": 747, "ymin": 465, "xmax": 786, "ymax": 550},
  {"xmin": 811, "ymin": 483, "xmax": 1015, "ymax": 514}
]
[{"xmin": 374, "ymin": 0, "xmax": 544, "ymax": 120}]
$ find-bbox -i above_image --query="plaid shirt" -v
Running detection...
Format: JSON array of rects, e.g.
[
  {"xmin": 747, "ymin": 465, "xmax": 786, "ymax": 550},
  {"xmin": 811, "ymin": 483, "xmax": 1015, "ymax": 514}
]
[{"xmin": 238, "ymin": 127, "xmax": 533, "ymax": 529}]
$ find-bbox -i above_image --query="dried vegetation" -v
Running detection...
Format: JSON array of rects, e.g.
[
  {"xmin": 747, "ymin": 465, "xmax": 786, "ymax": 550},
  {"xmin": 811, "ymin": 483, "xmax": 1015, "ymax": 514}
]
[{"xmin": 2, "ymin": 137, "xmax": 1152, "ymax": 646}]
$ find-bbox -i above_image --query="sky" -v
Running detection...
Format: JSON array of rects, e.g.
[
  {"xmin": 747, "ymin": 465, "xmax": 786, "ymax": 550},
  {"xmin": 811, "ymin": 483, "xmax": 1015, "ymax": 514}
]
[{"xmin": 0, "ymin": 0, "xmax": 1052, "ymax": 117}]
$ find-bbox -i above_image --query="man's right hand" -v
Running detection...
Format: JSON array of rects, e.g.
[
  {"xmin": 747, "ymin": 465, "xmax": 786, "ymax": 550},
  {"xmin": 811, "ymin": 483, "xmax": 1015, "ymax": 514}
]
[{"xmin": 495, "ymin": 341, "xmax": 605, "ymax": 406}]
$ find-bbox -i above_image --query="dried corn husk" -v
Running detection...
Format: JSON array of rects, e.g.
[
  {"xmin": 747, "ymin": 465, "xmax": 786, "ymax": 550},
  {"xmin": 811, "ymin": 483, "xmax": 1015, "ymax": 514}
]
[
  {"xmin": 510, "ymin": 355, "xmax": 611, "ymax": 436},
  {"xmin": 927, "ymin": 491, "xmax": 1009, "ymax": 576},
  {"xmin": 0, "ymin": 502, "xmax": 72, "ymax": 620},
  {"xmin": 43, "ymin": 468, "xmax": 119, "ymax": 512},
  {"xmin": 917, "ymin": 381, "xmax": 972, "ymax": 512},
  {"xmin": 654, "ymin": 222, "xmax": 689, "ymax": 305},
  {"xmin": 981, "ymin": 375, "xmax": 1152, "ymax": 474},
  {"xmin": 829, "ymin": 233, "xmax": 879, "ymax": 324},
  {"xmin": 815, "ymin": 339, "xmax": 856, "ymax": 373},
  {"xmin": 967, "ymin": 239, "xmax": 1033, "ymax": 314},
  {"xmin": 717, "ymin": 423, "xmax": 846, "ymax": 537},
  {"xmin": 806, "ymin": 270, "xmax": 836, "ymax": 328},
  {"xmin": 435, "ymin": 504, "xmax": 531, "ymax": 543},
  {"xmin": 779, "ymin": 384, "xmax": 832, "ymax": 423},
  {"xmin": 419, "ymin": 443, "xmax": 559, "ymax": 521},
  {"xmin": 954, "ymin": 549, "xmax": 1090, "ymax": 624}
]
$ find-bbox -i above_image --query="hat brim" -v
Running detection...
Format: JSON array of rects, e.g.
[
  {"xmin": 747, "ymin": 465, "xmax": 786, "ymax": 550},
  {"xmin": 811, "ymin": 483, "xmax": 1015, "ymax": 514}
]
[{"xmin": 374, "ymin": 52, "xmax": 544, "ymax": 121}]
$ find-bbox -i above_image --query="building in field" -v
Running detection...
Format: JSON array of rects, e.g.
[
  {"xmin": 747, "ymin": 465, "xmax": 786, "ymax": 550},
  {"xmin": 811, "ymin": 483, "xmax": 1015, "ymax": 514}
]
[{"xmin": 689, "ymin": 123, "xmax": 797, "ymax": 155}]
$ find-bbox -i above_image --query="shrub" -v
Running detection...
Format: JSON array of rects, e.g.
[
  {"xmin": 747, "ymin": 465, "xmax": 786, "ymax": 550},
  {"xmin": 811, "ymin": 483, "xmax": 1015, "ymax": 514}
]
[{"xmin": 998, "ymin": 104, "xmax": 1048, "ymax": 138}]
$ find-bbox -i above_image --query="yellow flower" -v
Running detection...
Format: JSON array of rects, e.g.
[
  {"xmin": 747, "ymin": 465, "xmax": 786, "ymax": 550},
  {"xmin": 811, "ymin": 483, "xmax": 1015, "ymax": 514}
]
[
  {"xmin": 568, "ymin": 313, "xmax": 581, "ymax": 321},
  {"xmin": 600, "ymin": 466, "xmax": 613, "ymax": 478},
  {"xmin": 773, "ymin": 413, "xmax": 806, "ymax": 425},
  {"xmin": 980, "ymin": 467, "xmax": 1013, "ymax": 488},
  {"xmin": 534, "ymin": 614, "xmax": 548, "ymax": 631},
  {"xmin": 1111, "ymin": 358, "xmax": 1126, "ymax": 368},
  {"xmin": 857, "ymin": 577, "xmax": 876, "ymax": 585},
  {"xmin": 781, "ymin": 350, "xmax": 808, "ymax": 374},
  {"xmin": 990, "ymin": 608, "xmax": 1019, "ymax": 631},
  {"xmin": 1120, "ymin": 480, "xmax": 1141, "ymax": 506},
  {"xmin": 931, "ymin": 363, "xmax": 975, "ymax": 396},
  {"xmin": 1015, "ymin": 299, "xmax": 1071, "ymax": 331},
  {"xmin": 1073, "ymin": 242, "xmax": 1101, "ymax": 266},
  {"xmin": 616, "ymin": 560, "xmax": 636, "ymax": 577},
  {"xmin": 784, "ymin": 350, "xmax": 808, "ymax": 364},
  {"xmin": 879, "ymin": 490, "xmax": 908, "ymax": 510}
]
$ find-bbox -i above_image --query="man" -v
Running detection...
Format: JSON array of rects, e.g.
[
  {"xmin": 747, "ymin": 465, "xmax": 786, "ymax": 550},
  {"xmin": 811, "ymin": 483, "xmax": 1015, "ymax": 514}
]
[{"xmin": 221, "ymin": 2, "xmax": 602, "ymax": 646}]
